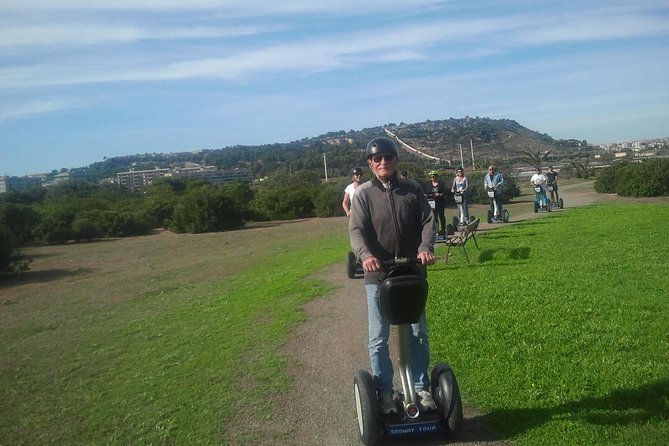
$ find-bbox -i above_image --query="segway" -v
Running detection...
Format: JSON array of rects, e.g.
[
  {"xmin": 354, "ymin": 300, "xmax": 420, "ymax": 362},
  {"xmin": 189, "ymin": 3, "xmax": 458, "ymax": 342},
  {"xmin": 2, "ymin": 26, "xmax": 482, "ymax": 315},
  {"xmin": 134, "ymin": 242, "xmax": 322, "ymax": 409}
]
[
  {"xmin": 353, "ymin": 258, "xmax": 463, "ymax": 445},
  {"xmin": 533, "ymin": 185, "xmax": 551, "ymax": 213},
  {"xmin": 346, "ymin": 251, "xmax": 364, "ymax": 279},
  {"xmin": 485, "ymin": 188, "xmax": 509, "ymax": 224},
  {"xmin": 451, "ymin": 192, "xmax": 473, "ymax": 230},
  {"xmin": 427, "ymin": 198, "xmax": 448, "ymax": 241},
  {"xmin": 547, "ymin": 185, "xmax": 564, "ymax": 209}
]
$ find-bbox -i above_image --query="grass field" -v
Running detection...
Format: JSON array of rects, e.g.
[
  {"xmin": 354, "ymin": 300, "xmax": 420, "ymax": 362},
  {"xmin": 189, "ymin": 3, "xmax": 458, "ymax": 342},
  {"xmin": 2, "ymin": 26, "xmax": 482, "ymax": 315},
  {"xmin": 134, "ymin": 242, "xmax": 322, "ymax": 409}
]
[
  {"xmin": 1, "ymin": 200, "xmax": 668, "ymax": 445},
  {"xmin": 429, "ymin": 203, "xmax": 669, "ymax": 445},
  {"xmin": 1, "ymin": 219, "xmax": 350, "ymax": 444}
]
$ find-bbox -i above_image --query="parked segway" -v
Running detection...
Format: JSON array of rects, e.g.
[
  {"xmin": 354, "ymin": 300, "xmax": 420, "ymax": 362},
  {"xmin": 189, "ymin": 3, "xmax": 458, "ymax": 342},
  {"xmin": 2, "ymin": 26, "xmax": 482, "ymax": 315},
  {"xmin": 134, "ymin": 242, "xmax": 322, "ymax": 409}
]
[
  {"xmin": 533, "ymin": 185, "xmax": 551, "ymax": 213},
  {"xmin": 485, "ymin": 188, "xmax": 509, "ymax": 224},
  {"xmin": 353, "ymin": 258, "xmax": 463, "ymax": 445},
  {"xmin": 547, "ymin": 185, "xmax": 564, "ymax": 209},
  {"xmin": 346, "ymin": 251, "xmax": 364, "ymax": 279}
]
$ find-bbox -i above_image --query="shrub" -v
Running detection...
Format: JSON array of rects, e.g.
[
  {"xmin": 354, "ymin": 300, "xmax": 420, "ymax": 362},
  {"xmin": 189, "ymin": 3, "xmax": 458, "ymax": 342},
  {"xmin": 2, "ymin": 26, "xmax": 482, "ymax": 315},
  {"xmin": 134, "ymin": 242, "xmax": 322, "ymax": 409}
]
[
  {"xmin": 171, "ymin": 185, "xmax": 243, "ymax": 233},
  {"xmin": 314, "ymin": 181, "xmax": 347, "ymax": 218},
  {"xmin": 0, "ymin": 225, "xmax": 30, "ymax": 277},
  {"xmin": 71, "ymin": 217, "xmax": 104, "ymax": 241},
  {"xmin": 595, "ymin": 159, "xmax": 669, "ymax": 197}
]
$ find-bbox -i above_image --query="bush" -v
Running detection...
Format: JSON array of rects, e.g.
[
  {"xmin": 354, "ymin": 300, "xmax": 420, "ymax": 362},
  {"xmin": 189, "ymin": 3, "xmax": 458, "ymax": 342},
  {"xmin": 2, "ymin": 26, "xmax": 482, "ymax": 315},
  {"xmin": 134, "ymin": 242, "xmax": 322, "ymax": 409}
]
[
  {"xmin": 72, "ymin": 217, "xmax": 104, "ymax": 241},
  {"xmin": 595, "ymin": 159, "xmax": 669, "ymax": 197},
  {"xmin": 171, "ymin": 185, "xmax": 244, "ymax": 233},
  {"xmin": 314, "ymin": 181, "xmax": 347, "ymax": 218}
]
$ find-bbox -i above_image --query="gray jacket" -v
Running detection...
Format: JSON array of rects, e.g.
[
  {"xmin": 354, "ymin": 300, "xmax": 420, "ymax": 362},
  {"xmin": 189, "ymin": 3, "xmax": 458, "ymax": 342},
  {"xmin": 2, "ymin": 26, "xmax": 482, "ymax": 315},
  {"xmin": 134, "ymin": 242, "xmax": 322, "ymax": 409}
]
[{"xmin": 349, "ymin": 173, "xmax": 436, "ymax": 284}]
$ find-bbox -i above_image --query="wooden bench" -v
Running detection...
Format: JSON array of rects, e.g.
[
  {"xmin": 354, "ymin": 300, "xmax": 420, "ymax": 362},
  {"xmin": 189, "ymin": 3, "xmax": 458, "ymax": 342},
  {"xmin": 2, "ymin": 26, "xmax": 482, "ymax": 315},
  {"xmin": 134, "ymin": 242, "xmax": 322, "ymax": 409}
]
[{"xmin": 443, "ymin": 218, "xmax": 480, "ymax": 263}]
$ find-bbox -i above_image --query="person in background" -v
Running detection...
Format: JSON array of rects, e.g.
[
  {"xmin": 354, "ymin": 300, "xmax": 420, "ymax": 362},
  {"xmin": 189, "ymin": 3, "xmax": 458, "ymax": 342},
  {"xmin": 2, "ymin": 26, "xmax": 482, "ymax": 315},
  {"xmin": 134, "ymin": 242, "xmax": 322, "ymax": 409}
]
[
  {"xmin": 451, "ymin": 167, "xmax": 470, "ymax": 223},
  {"xmin": 342, "ymin": 166, "xmax": 364, "ymax": 217},
  {"xmin": 349, "ymin": 136, "xmax": 437, "ymax": 415},
  {"xmin": 546, "ymin": 165, "xmax": 560, "ymax": 206},
  {"xmin": 484, "ymin": 165, "xmax": 505, "ymax": 219},
  {"xmin": 425, "ymin": 170, "xmax": 447, "ymax": 237},
  {"xmin": 530, "ymin": 167, "xmax": 548, "ymax": 210}
]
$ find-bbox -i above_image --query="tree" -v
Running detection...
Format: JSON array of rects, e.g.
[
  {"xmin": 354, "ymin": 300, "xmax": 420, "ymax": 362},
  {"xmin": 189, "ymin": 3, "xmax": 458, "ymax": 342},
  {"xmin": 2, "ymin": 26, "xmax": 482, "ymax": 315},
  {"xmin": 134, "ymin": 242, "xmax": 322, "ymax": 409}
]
[
  {"xmin": 520, "ymin": 147, "xmax": 552, "ymax": 169},
  {"xmin": 567, "ymin": 154, "xmax": 593, "ymax": 179}
]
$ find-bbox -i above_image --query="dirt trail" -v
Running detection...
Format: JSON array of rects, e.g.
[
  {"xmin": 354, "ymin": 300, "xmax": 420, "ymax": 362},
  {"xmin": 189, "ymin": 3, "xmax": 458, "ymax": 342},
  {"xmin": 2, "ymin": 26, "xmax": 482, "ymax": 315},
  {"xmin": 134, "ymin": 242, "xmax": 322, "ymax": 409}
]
[{"xmin": 276, "ymin": 181, "xmax": 637, "ymax": 446}]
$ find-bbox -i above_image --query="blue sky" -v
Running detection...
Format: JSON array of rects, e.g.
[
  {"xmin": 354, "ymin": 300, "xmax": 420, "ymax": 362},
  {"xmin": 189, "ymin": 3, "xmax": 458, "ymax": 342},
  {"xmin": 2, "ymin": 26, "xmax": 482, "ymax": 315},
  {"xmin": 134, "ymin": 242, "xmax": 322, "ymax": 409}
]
[{"xmin": 2, "ymin": 0, "xmax": 668, "ymax": 176}]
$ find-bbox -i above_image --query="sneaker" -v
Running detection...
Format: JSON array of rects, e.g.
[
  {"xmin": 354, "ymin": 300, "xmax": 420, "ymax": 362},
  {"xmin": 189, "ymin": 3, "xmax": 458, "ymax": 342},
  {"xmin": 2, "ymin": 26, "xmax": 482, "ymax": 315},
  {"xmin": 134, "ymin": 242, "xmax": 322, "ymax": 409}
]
[
  {"xmin": 378, "ymin": 390, "xmax": 397, "ymax": 414},
  {"xmin": 417, "ymin": 389, "xmax": 437, "ymax": 411}
]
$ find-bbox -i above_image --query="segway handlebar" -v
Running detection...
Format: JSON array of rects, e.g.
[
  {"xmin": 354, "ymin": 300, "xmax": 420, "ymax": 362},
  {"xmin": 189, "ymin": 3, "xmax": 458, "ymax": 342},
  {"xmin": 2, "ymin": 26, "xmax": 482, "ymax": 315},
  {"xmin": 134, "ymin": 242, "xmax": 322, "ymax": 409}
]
[{"xmin": 380, "ymin": 257, "xmax": 422, "ymax": 267}]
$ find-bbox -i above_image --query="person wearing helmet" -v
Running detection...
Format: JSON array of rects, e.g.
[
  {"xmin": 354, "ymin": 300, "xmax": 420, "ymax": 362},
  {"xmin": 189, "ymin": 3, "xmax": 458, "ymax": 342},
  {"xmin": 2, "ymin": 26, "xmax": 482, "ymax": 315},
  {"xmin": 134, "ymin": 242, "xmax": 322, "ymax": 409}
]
[
  {"xmin": 342, "ymin": 166, "xmax": 364, "ymax": 217},
  {"xmin": 349, "ymin": 136, "xmax": 438, "ymax": 415},
  {"xmin": 425, "ymin": 170, "xmax": 447, "ymax": 238}
]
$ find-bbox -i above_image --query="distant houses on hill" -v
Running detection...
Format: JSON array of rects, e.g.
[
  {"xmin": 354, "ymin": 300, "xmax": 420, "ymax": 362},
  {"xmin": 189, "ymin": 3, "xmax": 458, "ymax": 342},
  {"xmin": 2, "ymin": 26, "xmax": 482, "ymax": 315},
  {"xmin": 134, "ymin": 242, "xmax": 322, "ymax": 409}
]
[{"xmin": 0, "ymin": 164, "xmax": 251, "ymax": 194}]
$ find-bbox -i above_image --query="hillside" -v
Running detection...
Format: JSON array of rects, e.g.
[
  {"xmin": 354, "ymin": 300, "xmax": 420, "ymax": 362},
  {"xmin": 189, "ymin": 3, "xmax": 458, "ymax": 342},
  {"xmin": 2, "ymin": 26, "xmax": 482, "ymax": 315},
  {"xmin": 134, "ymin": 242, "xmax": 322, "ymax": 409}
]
[{"xmin": 78, "ymin": 117, "xmax": 590, "ymax": 180}]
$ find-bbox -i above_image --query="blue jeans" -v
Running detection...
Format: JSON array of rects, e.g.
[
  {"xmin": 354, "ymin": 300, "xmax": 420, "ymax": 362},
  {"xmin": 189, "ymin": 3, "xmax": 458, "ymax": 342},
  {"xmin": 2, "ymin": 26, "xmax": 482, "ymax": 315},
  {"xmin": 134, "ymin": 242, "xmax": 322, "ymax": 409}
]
[{"xmin": 365, "ymin": 283, "xmax": 431, "ymax": 393}]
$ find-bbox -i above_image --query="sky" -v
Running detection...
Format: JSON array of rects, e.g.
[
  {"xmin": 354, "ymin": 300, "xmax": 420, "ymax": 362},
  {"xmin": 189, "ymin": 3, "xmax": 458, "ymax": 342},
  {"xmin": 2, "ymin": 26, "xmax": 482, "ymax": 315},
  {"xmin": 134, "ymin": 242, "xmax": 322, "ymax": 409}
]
[{"xmin": 1, "ymin": 0, "xmax": 668, "ymax": 177}]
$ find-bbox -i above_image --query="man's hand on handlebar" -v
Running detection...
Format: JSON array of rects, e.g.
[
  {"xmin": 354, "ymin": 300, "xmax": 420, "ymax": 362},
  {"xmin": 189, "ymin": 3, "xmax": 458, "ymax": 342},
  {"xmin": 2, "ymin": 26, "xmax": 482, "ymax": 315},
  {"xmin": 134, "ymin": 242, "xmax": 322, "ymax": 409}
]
[
  {"xmin": 417, "ymin": 251, "xmax": 436, "ymax": 266},
  {"xmin": 362, "ymin": 256, "xmax": 382, "ymax": 273},
  {"xmin": 362, "ymin": 252, "xmax": 435, "ymax": 272}
]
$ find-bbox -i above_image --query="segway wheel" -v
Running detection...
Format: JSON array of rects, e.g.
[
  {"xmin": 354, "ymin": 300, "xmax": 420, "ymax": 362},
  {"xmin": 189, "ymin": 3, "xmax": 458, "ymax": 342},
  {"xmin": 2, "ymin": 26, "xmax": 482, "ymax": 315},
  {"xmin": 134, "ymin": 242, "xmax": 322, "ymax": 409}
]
[
  {"xmin": 430, "ymin": 364, "xmax": 463, "ymax": 437},
  {"xmin": 503, "ymin": 209, "xmax": 510, "ymax": 223},
  {"xmin": 452, "ymin": 216, "xmax": 459, "ymax": 229},
  {"xmin": 347, "ymin": 252, "xmax": 357, "ymax": 279},
  {"xmin": 446, "ymin": 224, "xmax": 455, "ymax": 236},
  {"xmin": 468, "ymin": 214, "xmax": 474, "ymax": 223},
  {"xmin": 547, "ymin": 200, "xmax": 552, "ymax": 212},
  {"xmin": 354, "ymin": 370, "xmax": 379, "ymax": 446},
  {"xmin": 486, "ymin": 209, "xmax": 493, "ymax": 224},
  {"xmin": 533, "ymin": 201, "xmax": 538, "ymax": 213},
  {"xmin": 559, "ymin": 198, "xmax": 564, "ymax": 209}
]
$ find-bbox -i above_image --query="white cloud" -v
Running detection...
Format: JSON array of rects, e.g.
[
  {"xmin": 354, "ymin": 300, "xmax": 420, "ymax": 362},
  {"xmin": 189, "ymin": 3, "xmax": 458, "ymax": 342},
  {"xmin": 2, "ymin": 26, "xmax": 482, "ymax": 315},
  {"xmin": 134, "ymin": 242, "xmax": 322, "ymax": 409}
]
[
  {"xmin": 1, "ymin": 0, "xmax": 449, "ymax": 14},
  {"xmin": 0, "ymin": 99, "xmax": 73, "ymax": 122}
]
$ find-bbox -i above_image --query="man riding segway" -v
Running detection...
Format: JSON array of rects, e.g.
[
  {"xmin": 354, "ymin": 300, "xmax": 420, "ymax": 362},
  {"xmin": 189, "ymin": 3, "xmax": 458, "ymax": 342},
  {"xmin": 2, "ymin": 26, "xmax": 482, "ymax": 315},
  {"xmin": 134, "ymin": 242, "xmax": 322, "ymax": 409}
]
[{"xmin": 350, "ymin": 137, "xmax": 463, "ymax": 444}]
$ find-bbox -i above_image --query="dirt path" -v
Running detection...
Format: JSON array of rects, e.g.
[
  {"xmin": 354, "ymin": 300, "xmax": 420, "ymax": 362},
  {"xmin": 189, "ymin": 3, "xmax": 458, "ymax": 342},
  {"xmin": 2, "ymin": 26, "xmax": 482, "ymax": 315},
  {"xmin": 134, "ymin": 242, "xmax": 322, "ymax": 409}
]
[{"xmin": 276, "ymin": 180, "xmax": 637, "ymax": 445}]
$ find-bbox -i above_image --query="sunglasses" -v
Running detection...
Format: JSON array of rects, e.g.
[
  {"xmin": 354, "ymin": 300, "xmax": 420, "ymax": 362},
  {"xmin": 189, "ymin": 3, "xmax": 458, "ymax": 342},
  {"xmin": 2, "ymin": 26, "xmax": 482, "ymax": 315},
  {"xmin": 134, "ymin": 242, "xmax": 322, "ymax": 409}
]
[{"xmin": 369, "ymin": 153, "xmax": 397, "ymax": 163}]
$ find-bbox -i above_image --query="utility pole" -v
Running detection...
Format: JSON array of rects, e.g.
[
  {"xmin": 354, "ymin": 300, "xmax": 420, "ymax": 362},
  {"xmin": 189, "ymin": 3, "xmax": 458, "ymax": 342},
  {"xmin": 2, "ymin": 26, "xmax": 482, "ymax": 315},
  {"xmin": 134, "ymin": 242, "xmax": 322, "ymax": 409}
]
[
  {"xmin": 459, "ymin": 144, "xmax": 464, "ymax": 169},
  {"xmin": 323, "ymin": 154, "xmax": 328, "ymax": 182},
  {"xmin": 470, "ymin": 139, "xmax": 475, "ymax": 171}
]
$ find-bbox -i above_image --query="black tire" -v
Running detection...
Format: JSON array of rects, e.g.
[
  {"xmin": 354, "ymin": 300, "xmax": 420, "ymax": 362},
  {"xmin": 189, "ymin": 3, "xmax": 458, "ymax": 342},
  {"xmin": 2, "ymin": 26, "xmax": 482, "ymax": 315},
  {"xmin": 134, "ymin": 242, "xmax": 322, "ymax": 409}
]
[
  {"xmin": 431, "ymin": 364, "xmax": 463, "ymax": 437},
  {"xmin": 354, "ymin": 370, "xmax": 379, "ymax": 445},
  {"xmin": 452, "ymin": 216, "xmax": 459, "ymax": 228},
  {"xmin": 533, "ymin": 200, "xmax": 538, "ymax": 213},
  {"xmin": 446, "ymin": 224, "xmax": 455, "ymax": 236},
  {"xmin": 347, "ymin": 252, "xmax": 357, "ymax": 279},
  {"xmin": 503, "ymin": 209, "xmax": 510, "ymax": 223},
  {"xmin": 547, "ymin": 200, "xmax": 552, "ymax": 212},
  {"xmin": 559, "ymin": 198, "xmax": 564, "ymax": 209},
  {"xmin": 486, "ymin": 209, "xmax": 493, "ymax": 224}
]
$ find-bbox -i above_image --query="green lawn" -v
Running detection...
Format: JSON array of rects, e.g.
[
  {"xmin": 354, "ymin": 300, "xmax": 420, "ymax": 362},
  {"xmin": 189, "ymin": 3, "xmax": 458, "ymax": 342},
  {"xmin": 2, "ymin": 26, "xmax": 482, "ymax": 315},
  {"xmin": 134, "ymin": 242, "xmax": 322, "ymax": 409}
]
[
  {"xmin": 428, "ymin": 203, "xmax": 669, "ymax": 445},
  {"xmin": 0, "ymin": 226, "xmax": 349, "ymax": 445},
  {"xmin": 1, "ymin": 203, "xmax": 668, "ymax": 445}
]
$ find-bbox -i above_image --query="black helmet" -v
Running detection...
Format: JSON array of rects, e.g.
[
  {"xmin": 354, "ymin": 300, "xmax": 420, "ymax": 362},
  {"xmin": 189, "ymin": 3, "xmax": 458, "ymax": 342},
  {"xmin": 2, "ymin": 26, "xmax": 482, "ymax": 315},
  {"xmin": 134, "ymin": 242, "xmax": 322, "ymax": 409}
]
[
  {"xmin": 351, "ymin": 166, "xmax": 363, "ymax": 176},
  {"xmin": 365, "ymin": 137, "xmax": 398, "ymax": 159}
]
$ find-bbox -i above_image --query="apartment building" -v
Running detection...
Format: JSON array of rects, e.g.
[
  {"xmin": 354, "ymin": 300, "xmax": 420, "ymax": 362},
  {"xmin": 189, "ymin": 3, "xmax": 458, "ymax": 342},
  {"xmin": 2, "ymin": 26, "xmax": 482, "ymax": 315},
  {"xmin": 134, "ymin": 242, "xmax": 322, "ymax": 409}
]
[{"xmin": 115, "ymin": 165, "xmax": 251, "ymax": 191}]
